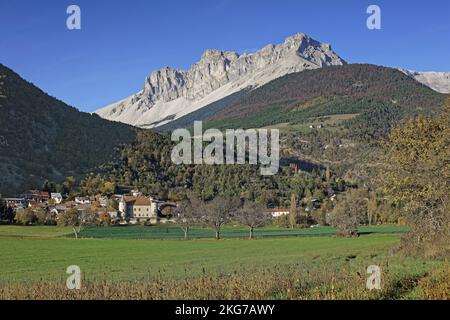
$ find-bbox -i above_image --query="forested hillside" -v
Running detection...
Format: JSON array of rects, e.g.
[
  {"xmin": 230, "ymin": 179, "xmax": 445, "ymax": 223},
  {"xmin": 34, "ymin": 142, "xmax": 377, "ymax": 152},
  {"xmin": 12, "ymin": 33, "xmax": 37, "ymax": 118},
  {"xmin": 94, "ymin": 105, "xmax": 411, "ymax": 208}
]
[
  {"xmin": 1, "ymin": 63, "xmax": 446, "ymax": 205},
  {"xmin": 0, "ymin": 64, "xmax": 136, "ymax": 196},
  {"xmin": 193, "ymin": 64, "xmax": 447, "ymax": 186},
  {"xmin": 81, "ymin": 129, "xmax": 342, "ymax": 212},
  {"xmin": 208, "ymin": 64, "xmax": 444, "ymax": 126}
]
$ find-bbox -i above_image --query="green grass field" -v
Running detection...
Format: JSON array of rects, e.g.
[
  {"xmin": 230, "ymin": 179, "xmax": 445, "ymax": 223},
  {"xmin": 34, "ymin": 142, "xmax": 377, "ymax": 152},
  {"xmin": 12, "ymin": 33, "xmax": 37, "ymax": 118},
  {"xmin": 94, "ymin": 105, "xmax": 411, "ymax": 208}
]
[
  {"xmin": 0, "ymin": 233, "xmax": 398, "ymax": 281},
  {"xmin": 0, "ymin": 225, "xmax": 73, "ymax": 238},
  {"xmin": 0, "ymin": 225, "xmax": 434, "ymax": 283},
  {"xmin": 0, "ymin": 225, "xmax": 447, "ymax": 300},
  {"xmin": 76, "ymin": 224, "xmax": 409, "ymax": 240},
  {"xmin": 0, "ymin": 224, "xmax": 409, "ymax": 240}
]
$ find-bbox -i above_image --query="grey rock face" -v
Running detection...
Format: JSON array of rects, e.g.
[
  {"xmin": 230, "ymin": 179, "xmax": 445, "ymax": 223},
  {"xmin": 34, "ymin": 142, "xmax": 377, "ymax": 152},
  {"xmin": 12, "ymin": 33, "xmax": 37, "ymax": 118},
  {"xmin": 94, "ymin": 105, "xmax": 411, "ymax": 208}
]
[
  {"xmin": 399, "ymin": 69, "xmax": 450, "ymax": 94},
  {"xmin": 96, "ymin": 33, "xmax": 346, "ymax": 128},
  {"xmin": 144, "ymin": 33, "xmax": 344, "ymax": 104}
]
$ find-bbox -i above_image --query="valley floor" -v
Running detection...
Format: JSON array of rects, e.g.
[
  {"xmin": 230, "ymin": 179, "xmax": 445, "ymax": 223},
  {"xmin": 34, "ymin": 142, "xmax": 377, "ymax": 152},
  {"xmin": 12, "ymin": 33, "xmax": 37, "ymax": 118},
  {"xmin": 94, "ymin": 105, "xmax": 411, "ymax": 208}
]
[{"xmin": 0, "ymin": 225, "xmax": 447, "ymax": 299}]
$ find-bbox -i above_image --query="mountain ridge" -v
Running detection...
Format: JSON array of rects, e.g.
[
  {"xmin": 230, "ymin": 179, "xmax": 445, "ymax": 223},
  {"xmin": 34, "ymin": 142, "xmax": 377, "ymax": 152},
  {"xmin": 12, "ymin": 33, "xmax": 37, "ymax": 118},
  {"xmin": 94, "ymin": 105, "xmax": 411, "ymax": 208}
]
[
  {"xmin": 399, "ymin": 69, "xmax": 450, "ymax": 94},
  {"xmin": 0, "ymin": 63, "xmax": 137, "ymax": 196},
  {"xmin": 157, "ymin": 64, "xmax": 446, "ymax": 132},
  {"xmin": 95, "ymin": 33, "xmax": 346, "ymax": 128},
  {"xmin": 0, "ymin": 61, "xmax": 446, "ymax": 197}
]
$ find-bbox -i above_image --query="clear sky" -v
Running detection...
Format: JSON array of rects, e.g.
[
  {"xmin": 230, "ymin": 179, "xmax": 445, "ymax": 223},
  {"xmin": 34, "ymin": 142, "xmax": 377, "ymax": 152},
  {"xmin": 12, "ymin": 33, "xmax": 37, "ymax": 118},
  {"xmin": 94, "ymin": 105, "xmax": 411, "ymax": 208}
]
[{"xmin": 1, "ymin": 0, "xmax": 449, "ymax": 112}]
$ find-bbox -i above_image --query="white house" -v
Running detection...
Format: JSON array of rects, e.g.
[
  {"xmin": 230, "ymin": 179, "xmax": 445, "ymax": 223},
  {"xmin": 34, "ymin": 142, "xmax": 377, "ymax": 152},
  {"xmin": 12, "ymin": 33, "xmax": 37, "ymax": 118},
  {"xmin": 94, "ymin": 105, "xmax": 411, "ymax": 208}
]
[
  {"xmin": 271, "ymin": 208, "xmax": 290, "ymax": 218},
  {"xmin": 131, "ymin": 189, "xmax": 142, "ymax": 197},
  {"xmin": 75, "ymin": 197, "xmax": 91, "ymax": 205},
  {"xmin": 3, "ymin": 198, "xmax": 27, "ymax": 210},
  {"xmin": 107, "ymin": 209, "xmax": 119, "ymax": 220},
  {"xmin": 51, "ymin": 193, "xmax": 63, "ymax": 204}
]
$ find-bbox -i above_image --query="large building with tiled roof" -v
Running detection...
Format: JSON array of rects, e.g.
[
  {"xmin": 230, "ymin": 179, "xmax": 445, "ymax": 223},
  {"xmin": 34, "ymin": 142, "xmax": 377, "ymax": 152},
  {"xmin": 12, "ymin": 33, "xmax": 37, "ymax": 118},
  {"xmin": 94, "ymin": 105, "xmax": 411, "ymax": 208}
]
[
  {"xmin": 118, "ymin": 195, "xmax": 159, "ymax": 224},
  {"xmin": 20, "ymin": 190, "xmax": 50, "ymax": 203}
]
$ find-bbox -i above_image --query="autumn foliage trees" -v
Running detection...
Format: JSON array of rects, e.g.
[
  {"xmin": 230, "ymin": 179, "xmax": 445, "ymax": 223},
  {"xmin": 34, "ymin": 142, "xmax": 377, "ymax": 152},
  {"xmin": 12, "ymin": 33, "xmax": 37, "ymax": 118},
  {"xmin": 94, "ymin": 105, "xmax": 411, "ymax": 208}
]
[{"xmin": 379, "ymin": 99, "xmax": 450, "ymax": 257}]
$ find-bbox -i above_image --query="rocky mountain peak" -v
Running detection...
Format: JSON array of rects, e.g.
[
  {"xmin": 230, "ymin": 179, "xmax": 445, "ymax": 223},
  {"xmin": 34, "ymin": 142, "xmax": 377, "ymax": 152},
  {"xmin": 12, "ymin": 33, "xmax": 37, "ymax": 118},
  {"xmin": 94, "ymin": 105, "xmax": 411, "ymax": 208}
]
[
  {"xmin": 201, "ymin": 49, "xmax": 239, "ymax": 60},
  {"xmin": 96, "ymin": 33, "xmax": 346, "ymax": 128},
  {"xmin": 283, "ymin": 32, "xmax": 307, "ymax": 46}
]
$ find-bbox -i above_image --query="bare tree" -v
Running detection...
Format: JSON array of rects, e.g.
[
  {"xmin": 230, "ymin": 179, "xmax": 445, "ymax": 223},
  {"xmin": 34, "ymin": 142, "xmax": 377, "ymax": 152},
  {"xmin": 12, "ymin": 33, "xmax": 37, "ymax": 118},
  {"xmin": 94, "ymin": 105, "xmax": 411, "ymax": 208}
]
[
  {"xmin": 202, "ymin": 196, "xmax": 240, "ymax": 240},
  {"xmin": 235, "ymin": 201, "xmax": 271, "ymax": 239},
  {"xmin": 174, "ymin": 196, "xmax": 198, "ymax": 240},
  {"xmin": 58, "ymin": 208, "xmax": 97, "ymax": 238}
]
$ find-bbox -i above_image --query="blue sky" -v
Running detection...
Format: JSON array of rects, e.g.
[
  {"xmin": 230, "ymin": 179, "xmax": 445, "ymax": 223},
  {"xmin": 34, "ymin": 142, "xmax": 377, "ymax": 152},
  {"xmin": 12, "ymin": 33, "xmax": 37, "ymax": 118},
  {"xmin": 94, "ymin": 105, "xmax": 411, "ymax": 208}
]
[{"xmin": 1, "ymin": 0, "xmax": 449, "ymax": 112}]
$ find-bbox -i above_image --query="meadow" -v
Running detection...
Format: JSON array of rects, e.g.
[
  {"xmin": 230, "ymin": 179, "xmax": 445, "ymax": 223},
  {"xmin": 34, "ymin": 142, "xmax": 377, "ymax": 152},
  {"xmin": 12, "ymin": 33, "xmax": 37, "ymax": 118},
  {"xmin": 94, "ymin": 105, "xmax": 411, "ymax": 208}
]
[
  {"xmin": 0, "ymin": 225, "xmax": 447, "ymax": 299},
  {"xmin": 77, "ymin": 224, "xmax": 408, "ymax": 240}
]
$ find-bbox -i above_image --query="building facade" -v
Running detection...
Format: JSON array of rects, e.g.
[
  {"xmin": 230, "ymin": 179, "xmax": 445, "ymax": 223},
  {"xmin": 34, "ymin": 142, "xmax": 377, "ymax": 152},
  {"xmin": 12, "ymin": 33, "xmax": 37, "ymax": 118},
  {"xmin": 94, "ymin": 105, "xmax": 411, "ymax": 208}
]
[
  {"xmin": 119, "ymin": 196, "xmax": 159, "ymax": 224},
  {"xmin": 4, "ymin": 198, "xmax": 27, "ymax": 210},
  {"xmin": 20, "ymin": 190, "xmax": 50, "ymax": 203}
]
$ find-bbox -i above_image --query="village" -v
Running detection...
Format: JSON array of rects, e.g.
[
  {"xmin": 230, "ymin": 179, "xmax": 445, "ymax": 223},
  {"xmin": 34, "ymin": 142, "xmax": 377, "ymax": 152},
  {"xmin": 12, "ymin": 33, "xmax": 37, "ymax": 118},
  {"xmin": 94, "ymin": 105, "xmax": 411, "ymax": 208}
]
[
  {"xmin": 0, "ymin": 162, "xmax": 340, "ymax": 232},
  {"xmin": 1, "ymin": 189, "xmax": 176, "ymax": 225},
  {"xmin": 1, "ymin": 189, "xmax": 320, "ymax": 227}
]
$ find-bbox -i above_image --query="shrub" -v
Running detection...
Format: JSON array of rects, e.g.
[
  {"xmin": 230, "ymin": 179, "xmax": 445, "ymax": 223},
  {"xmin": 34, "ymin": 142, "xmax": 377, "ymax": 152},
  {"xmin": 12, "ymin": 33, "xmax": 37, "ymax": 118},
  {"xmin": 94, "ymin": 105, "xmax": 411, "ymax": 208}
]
[{"xmin": 14, "ymin": 208, "xmax": 36, "ymax": 225}]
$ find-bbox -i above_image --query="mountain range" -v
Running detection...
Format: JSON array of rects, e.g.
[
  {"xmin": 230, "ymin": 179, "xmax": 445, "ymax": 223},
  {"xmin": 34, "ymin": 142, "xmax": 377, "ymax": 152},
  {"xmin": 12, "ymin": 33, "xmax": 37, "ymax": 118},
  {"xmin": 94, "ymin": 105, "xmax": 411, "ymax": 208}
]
[
  {"xmin": 0, "ymin": 32, "xmax": 448, "ymax": 196},
  {"xmin": 95, "ymin": 33, "xmax": 449, "ymax": 130},
  {"xmin": 95, "ymin": 33, "xmax": 346, "ymax": 128}
]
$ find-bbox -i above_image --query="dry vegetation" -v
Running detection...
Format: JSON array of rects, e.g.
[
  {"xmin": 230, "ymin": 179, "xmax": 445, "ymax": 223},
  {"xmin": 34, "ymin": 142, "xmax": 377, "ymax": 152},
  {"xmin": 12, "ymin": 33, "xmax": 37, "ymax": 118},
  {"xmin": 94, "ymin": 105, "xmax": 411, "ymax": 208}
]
[
  {"xmin": 415, "ymin": 266, "xmax": 450, "ymax": 300},
  {"xmin": 1, "ymin": 264, "xmax": 448, "ymax": 300}
]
